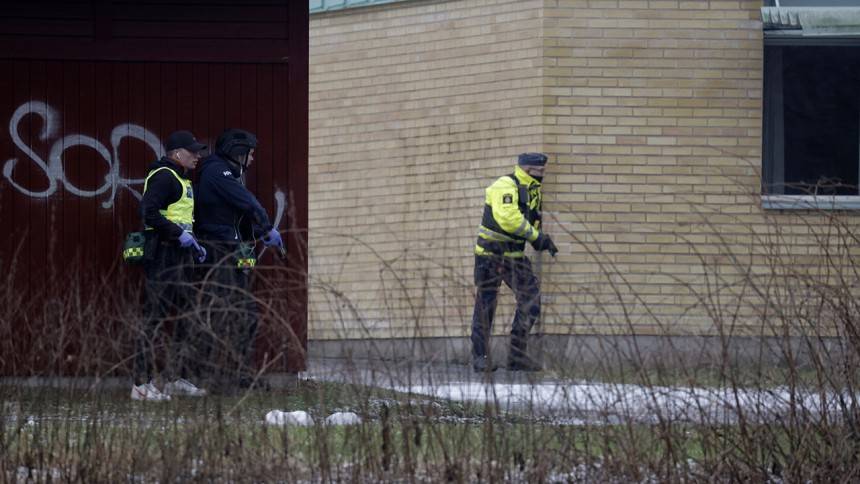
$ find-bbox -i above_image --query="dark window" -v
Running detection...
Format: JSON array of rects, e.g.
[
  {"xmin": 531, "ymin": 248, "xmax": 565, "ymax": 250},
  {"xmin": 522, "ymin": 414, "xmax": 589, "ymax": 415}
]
[{"xmin": 763, "ymin": 45, "xmax": 860, "ymax": 195}]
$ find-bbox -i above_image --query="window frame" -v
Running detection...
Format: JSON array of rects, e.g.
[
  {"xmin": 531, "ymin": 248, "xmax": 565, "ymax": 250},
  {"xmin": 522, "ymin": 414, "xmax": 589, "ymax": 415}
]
[{"xmin": 761, "ymin": 36, "xmax": 860, "ymax": 210}]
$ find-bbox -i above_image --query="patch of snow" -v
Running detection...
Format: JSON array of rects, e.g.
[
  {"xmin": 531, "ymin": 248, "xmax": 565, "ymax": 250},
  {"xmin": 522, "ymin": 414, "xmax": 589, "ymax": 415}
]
[
  {"xmin": 15, "ymin": 466, "xmax": 61, "ymax": 482},
  {"xmin": 395, "ymin": 380, "xmax": 860, "ymax": 425},
  {"xmin": 265, "ymin": 410, "xmax": 314, "ymax": 426},
  {"xmin": 325, "ymin": 412, "xmax": 361, "ymax": 425}
]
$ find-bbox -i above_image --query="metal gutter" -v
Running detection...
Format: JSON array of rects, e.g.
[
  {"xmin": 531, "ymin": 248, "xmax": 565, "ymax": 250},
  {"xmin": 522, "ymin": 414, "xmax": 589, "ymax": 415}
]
[
  {"xmin": 310, "ymin": 0, "xmax": 422, "ymax": 14},
  {"xmin": 762, "ymin": 7, "xmax": 860, "ymax": 35}
]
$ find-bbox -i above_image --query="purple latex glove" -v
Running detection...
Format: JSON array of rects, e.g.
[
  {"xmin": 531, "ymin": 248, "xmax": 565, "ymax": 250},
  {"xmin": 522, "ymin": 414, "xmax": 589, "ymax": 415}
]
[
  {"xmin": 263, "ymin": 228, "xmax": 284, "ymax": 248},
  {"xmin": 178, "ymin": 230, "xmax": 197, "ymax": 248},
  {"xmin": 178, "ymin": 230, "xmax": 207, "ymax": 263},
  {"xmin": 195, "ymin": 245, "xmax": 207, "ymax": 263}
]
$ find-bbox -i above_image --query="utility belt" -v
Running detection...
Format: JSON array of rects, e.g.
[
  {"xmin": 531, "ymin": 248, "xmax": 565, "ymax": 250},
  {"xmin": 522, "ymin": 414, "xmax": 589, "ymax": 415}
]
[
  {"xmin": 476, "ymin": 237, "xmax": 525, "ymax": 255},
  {"xmin": 123, "ymin": 229, "xmax": 191, "ymax": 264},
  {"xmin": 199, "ymin": 238, "xmax": 257, "ymax": 270},
  {"xmin": 475, "ymin": 225, "xmax": 527, "ymax": 257},
  {"xmin": 196, "ymin": 224, "xmax": 260, "ymax": 269}
]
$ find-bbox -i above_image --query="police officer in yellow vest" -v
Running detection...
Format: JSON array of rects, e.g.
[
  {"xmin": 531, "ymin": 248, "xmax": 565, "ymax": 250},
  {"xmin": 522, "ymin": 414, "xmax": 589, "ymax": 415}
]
[
  {"xmin": 472, "ymin": 152, "xmax": 558, "ymax": 373},
  {"xmin": 132, "ymin": 131, "xmax": 209, "ymax": 402}
]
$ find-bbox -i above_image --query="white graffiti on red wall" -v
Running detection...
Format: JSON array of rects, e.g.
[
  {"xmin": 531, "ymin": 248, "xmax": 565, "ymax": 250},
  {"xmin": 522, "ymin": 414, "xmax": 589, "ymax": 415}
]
[
  {"xmin": 2, "ymin": 101, "xmax": 285, "ymax": 228},
  {"xmin": 3, "ymin": 100, "xmax": 160, "ymax": 209}
]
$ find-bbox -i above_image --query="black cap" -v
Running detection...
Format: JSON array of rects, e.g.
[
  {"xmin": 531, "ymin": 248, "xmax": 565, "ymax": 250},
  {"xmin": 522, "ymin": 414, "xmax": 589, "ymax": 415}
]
[
  {"xmin": 165, "ymin": 130, "xmax": 207, "ymax": 153},
  {"xmin": 518, "ymin": 152, "xmax": 547, "ymax": 166}
]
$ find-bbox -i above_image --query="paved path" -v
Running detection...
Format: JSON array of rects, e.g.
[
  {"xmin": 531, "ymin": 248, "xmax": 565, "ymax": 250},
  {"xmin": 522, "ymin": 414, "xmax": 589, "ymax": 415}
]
[{"xmin": 305, "ymin": 357, "xmax": 853, "ymax": 425}]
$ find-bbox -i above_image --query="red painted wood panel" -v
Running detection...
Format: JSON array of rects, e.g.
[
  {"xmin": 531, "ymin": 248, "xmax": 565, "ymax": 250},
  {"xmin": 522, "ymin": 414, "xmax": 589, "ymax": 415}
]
[
  {"xmin": 45, "ymin": 61, "xmax": 64, "ymax": 272},
  {"xmin": 8, "ymin": 62, "xmax": 34, "ymax": 373},
  {"xmin": 240, "ymin": 64, "xmax": 259, "ymax": 197},
  {"xmin": 94, "ymin": 61, "xmax": 115, "ymax": 263},
  {"xmin": 285, "ymin": 1, "xmax": 308, "ymax": 372},
  {"xmin": 10, "ymin": 62, "xmax": 31, "ymax": 293},
  {"xmin": 4, "ymin": 3, "xmax": 91, "ymax": 19},
  {"xmin": 111, "ymin": 21, "xmax": 290, "ymax": 40},
  {"xmin": 0, "ymin": 60, "xmax": 13, "ymax": 276},
  {"xmin": 0, "ymin": 0, "xmax": 309, "ymax": 376},
  {"xmin": 1, "ymin": 58, "xmax": 306, "ymax": 374},
  {"xmin": 61, "ymin": 61, "xmax": 82, "ymax": 289},
  {"xmin": 79, "ymin": 61, "xmax": 98, "ymax": 277},
  {"xmin": 0, "ymin": 18, "xmax": 93, "ymax": 37},
  {"xmin": 0, "ymin": 60, "xmax": 17, "ymax": 372},
  {"xmin": 28, "ymin": 61, "xmax": 48, "ymax": 291},
  {"xmin": 111, "ymin": 4, "xmax": 288, "ymax": 23},
  {"xmin": 1, "ymin": 2, "xmax": 289, "ymax": 40},
  {"xmin": 255, "ymin": 65, "xmax": 274, "ymax": 226}
]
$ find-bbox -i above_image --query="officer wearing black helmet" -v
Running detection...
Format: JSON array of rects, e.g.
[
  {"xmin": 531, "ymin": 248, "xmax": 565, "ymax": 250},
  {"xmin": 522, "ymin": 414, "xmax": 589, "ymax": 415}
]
[
  {"xmin": 195, "ymin": 129, "xmax": 281, "ymax": 246},
  {"xmin": 194, "ymin": 128, "xmax": 284, "ymax": 390}
]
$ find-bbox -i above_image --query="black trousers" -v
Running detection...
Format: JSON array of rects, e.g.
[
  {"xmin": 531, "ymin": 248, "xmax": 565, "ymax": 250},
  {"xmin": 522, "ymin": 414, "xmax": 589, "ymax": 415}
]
[
  {"xmin": 470, "ymin": 254, "xmax": 541, "ymax": 360},
  {"xmin": 135, "ymin": 241, "xmax": 201, "ymax": 385},
  {"xmin": 196, "ymin": 240, "xmax": 259, "ymax": 388}
]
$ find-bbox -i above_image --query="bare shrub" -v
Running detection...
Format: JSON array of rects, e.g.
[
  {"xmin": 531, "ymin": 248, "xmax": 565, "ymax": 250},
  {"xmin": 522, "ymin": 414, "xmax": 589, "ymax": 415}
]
[{"xmin": 5, "ymin": 188, "xmax": 860, "ymax": 481}]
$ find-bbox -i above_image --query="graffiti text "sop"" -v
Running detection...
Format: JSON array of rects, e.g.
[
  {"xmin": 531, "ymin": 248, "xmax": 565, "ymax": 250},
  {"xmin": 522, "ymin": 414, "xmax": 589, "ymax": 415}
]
[
  {"xmin": 2, "ymin": 101, "xmax": 163, "ymax": 209},
  {"xmin": 3, "ymin": 100, "xmax": 287, "ymax": 231}
]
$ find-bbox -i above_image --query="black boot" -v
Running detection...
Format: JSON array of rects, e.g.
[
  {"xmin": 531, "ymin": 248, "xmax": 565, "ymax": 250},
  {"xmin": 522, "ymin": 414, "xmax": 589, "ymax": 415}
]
[{"xmin": 507, "ymin": 336, "xmax": 542, "ymax": 372}]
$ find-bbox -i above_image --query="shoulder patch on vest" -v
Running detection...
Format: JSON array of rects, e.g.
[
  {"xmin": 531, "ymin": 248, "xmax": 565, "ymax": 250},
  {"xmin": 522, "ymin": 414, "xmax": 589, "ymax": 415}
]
[{"xmin": 503, "ymin": 194, "xmax": 513, "ymax": 204}]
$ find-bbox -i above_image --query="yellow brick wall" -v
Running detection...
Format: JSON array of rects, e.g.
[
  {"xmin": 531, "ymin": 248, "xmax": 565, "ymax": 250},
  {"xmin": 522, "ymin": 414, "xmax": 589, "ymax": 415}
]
[
  {"xmin": 309, "ymin": 0, "xmax": 860, "ymax": 341},
  {"xmin": 309, "ymin": 0, "xmax": 547, "ymax": 340},
  {"xmin": 540, "ymin": 0, "xmax": 766, "ymax": 336}
]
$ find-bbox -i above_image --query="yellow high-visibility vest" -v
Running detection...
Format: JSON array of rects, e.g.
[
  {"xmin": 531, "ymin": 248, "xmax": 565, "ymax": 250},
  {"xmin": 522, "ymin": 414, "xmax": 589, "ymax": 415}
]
[{"xmin": 143, "ymin": 166, "xmax": 194, "ymax": 232}]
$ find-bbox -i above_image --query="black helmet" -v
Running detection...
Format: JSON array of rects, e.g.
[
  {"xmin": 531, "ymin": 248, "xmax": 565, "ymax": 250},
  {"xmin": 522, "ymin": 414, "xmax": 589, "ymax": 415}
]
[{"xmin": 215, "ymin": 128, "xmax": 258, "ymax": 166}]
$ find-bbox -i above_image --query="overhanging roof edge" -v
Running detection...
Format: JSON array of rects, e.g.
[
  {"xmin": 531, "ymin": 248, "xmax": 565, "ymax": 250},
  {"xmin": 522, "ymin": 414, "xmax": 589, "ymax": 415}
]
[
  {"xmin": 762, "ymin": 6, "xmax": 860, "ymax": 35},
  {"xmin": 310, "ymin": 0, "xmax": 424, "ymax": 14}
]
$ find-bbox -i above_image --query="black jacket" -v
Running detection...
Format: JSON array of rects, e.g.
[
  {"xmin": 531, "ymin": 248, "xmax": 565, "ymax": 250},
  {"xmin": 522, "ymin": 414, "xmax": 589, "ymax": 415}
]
[
  {"xmin": 139, "ymin": 157, "xmax": 188, "ymax": 241},
  {"xmin": 194, "ymin": 153, "xmax": 272, "ymax": 243}
]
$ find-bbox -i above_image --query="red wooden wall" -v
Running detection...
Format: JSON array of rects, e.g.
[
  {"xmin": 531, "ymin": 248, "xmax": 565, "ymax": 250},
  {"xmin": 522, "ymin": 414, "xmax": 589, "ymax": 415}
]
[{"xmin": 0, "ymin": 1, "xmax": 308, "ymax": 375}]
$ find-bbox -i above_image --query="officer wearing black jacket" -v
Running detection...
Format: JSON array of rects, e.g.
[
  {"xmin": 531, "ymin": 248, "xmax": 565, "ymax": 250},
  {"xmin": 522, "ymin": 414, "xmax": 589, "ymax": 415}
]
[
  {"xmin": 194, "ymin": 128, "xmax": 284, "ymax": 390},
  {"xmin": 133, "ymin": 130, "xmax": 208, "ymax": 401}
]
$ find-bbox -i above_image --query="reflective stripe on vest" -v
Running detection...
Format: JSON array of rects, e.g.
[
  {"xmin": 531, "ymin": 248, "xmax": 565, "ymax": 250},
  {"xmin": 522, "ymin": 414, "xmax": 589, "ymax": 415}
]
[{"xmin": 143, "ymin": 166, "xmax": 194, "ymax": 231}]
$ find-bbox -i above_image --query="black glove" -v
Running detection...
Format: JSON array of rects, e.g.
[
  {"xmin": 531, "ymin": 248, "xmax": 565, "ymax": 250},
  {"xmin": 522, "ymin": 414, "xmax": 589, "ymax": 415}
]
[{"xmin": 531, "ymin": 233, "xmax": 558, "ymax": 256}]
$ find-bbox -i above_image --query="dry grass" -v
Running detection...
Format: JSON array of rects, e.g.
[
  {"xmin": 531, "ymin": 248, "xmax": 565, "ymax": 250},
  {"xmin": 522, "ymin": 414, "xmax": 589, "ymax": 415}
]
[{"xmin": 3, "ymin": 197, "xmax": 860, "ymax": 481}]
